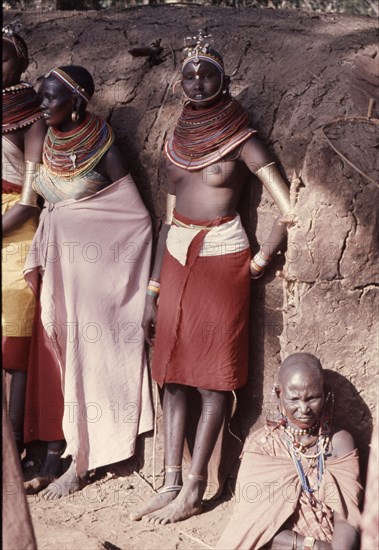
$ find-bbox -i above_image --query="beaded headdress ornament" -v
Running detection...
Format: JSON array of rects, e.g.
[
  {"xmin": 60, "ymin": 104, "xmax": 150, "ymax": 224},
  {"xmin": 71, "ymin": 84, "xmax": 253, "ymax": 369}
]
[
  {"xmin": 44, "ymin": 68, "xmax": 91, "ymax": 104},
  {"xmin": 2, "ymin": 22, "xmax": 28, "ymax": 61},
  {"xmin": 183, "ymin": 30, "xmax": 224, "ymax": 75}
]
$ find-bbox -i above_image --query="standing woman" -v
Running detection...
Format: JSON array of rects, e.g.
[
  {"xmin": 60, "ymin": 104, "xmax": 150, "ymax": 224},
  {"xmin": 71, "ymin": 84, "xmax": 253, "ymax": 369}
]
[
  {"xmin": 2, "ymin": 23, "xmax": 46, "ymax": 455},
  {"xmin": 25, "ymin": 65, "xmax": 154, "ymax": 499}
]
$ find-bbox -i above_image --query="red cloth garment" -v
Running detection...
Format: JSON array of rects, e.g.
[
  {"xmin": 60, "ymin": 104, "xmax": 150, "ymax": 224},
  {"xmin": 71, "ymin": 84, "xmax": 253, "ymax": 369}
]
[
  {"xmin": 24, "ymin": 276, "xmax": 64, "ymax": 443},
  {"xmin": 2, "ymin": 336, "xmax": 31, "ymax": 372},
  {"xmin": 152, "ymin": 211, "xmax": 251, "ymax": 391},
  {"xmin": 2, "ymin": 180, "xmax": 21, "ymax": 194}
]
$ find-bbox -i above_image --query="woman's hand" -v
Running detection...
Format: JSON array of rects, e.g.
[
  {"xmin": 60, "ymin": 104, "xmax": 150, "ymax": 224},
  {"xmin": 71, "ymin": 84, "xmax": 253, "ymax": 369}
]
[{"xmin": 142, "ymin": 295, "xmax": 158, "ymax": 346}]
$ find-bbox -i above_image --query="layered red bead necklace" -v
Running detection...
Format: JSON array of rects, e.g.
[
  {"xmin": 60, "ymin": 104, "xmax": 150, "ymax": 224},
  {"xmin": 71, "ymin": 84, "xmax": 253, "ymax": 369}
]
[
  {"xmin": 43, "ymin": 112, "xmax": 114, "ymax": 179},
  {"xmin": 165, "ymin": 95, "xmax": 255, "ymax": 171},
  {"xmin": 2, "ymin": 82, "xmax": 43, "ymax": 134}
]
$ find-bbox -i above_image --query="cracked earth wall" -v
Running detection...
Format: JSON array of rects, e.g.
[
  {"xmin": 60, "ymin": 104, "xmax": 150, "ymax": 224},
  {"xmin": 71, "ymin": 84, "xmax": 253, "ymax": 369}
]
[{"xmin": 6, "ymin": 5, "xmax": 378, "ymax": 474}]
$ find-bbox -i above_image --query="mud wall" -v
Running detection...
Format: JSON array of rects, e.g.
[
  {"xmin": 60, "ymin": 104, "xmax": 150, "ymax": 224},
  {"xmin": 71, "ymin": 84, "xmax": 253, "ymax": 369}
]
[{"xmin": 6, "ymin": 5, "xmax": 377, "ymax": 474}]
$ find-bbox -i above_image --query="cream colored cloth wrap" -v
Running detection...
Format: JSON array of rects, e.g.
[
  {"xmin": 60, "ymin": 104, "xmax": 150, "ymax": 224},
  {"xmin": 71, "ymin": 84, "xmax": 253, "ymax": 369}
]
[
  {"xmin": 2, "ymin": 137, "xmax": 37, "ymax": 337},
  {"xmin": 24, "ymin": 173, "xmax": 154, "ymax": 475},
  {"xmin": 167, "ymin": 214, "xmax": 250, "ymax": 266},
  {"xmin": 216, "ymin": 426, "xmax": 362, "ymax": 549}
]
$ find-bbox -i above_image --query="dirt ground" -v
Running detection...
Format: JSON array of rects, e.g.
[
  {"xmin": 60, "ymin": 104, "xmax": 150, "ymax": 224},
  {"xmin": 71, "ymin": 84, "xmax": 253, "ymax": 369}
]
[{"xmin": 26, "ymin": 448, "xmax": 234, "ymax": 550}]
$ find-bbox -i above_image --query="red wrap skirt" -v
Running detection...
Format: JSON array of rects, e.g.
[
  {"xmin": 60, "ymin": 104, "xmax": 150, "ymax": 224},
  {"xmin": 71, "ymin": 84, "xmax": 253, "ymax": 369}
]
[{"xmin": 152, "ymin": 212, "xmax": 251, "ymax": 391}]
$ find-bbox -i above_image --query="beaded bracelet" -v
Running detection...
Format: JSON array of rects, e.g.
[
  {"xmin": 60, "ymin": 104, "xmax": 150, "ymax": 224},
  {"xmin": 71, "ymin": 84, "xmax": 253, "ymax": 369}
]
[
  {"xmin": 146, "ymin": 289, "xmax": 159, "ymax": 298},
  {"xmin": 250, "ymin": 255, "xmax": 266, "ymax": 280},
  {"xmin": 146, "ymin": 278, "xmax": 160, "ymax": 299},
  {"xmin": 303, "ymin": 536, "xmax": 315, "ymax": 550},
  {"xmin": 250, "ymin": 258, "xmax": 265, "ymax": 273},
  {"xmin": 251, "ymin": 247, "xmax": 271, "ymax": 269}
]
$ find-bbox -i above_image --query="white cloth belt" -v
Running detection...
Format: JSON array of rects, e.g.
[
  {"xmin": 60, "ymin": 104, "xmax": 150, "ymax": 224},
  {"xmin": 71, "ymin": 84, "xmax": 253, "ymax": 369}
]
[{"xmin": 166, "ymin": 213, "xmax": 250, "ymax": 266}]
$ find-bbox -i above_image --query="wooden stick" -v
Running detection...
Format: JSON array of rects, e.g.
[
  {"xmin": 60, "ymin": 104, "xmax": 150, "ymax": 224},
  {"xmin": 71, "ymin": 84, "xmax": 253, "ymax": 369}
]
[
  {"xmin": 177, "ymin": 528, "xmax": 214, "ymax": 549},
  {"xmin": 133, "ymin": 470, "xmax": 157, "ymax": 494},
  {"xmin": 322, "ymin": 118, "xmax": 379, "ymax": 187},
  {"xmin": 152, "ymin": 380, "xmax": 159, "ymax": 490},
  {"xmin": 367, "ymin": 97, "xmax": 375, "ymax": 118}
]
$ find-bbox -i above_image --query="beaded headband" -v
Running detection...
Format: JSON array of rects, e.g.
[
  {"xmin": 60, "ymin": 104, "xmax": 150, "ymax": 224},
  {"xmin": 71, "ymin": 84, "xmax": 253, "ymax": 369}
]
[
  {"xmin": 183, "ymin": 30, "xmax": 224, "ymax": 74},
  {"xmin": 2, "ymin": 23, "xmax": 28, "ymax": 61},
  {"xmin": 44, "ymin": 68, "xmax": 91, "ymax": 103}
]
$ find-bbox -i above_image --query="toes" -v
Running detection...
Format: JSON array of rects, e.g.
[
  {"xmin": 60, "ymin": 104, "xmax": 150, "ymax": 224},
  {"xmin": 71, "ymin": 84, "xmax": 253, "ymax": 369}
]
[
  {"xmin": 42, "ymin": 487, "xmax": 60, "ymax": 500},
  {"xmin": 146, "ymin": 517, "xmax": 154, "ymax": 524},
  {"xmin": 146, "ymin": 515, "xmax": 158, "ymax": 524}
]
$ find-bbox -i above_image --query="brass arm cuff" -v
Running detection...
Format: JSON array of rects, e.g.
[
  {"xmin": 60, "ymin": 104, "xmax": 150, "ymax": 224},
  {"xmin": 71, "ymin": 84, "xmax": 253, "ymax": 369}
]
[
  {"xmin": 165, "ymin": 193, "xmax": 176, "ymax": 225},
  {"xmin": 255, "ymin": 162, "xmax": 290, "ymax": 216},
  {"xmin": 19, "ymin": 161, "xmax": 40, "ymax": 208}
]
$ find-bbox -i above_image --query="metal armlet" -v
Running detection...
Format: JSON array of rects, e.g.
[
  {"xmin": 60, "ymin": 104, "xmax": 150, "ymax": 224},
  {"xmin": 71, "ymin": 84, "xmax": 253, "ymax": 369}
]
[
  {"xmin": 18, "ymin": 161, "xmax": 40, "ymax": 208},
  {"xmin": 165, "ymin": 193, "xmax": 176, "ymax": 225},
  {"xmin": 255, "ymin": 162, "xmax": 290, "ymax": 216}
]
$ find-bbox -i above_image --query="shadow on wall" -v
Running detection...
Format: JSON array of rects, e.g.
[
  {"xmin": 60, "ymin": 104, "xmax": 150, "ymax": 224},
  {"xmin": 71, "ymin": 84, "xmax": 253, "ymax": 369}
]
[
  {"xmin": 107, "ymin": 104, "xmax": 157, "ymax": 218},
  {"xmin": 324, "ymin": 369, "xmax": 373, "ymax": 485},
  {"xmin": 235, "ymin": 150, "xmax": 287, "ymax": 438}
]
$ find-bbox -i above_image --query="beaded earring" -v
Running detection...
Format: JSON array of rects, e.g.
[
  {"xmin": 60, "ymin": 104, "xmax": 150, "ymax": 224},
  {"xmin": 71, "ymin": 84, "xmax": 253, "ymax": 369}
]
[{"xmin": 278, "ymin": 411, "xmax": 287, "ymax": 427}]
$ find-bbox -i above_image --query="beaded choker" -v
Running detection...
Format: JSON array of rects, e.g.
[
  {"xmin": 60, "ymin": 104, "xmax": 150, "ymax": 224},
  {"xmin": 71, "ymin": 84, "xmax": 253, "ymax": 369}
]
[
  {"xmin": 43, "ymin": 112, "xmax": 114, "ymax": 179},
  {"xmin": 285, "ymin": 419, "xmax": 320, "ymax": 436},
  {"xmin": 165, "ymin": 95, "xmax": 256, "ymax": 171},
  {"xmin": 2, "ymin": 82, "xmax": 43, "ymax": 134}
]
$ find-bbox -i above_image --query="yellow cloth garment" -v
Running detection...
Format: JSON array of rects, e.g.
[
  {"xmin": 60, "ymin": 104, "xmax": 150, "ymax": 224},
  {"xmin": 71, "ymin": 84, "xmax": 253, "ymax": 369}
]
[{"xmin": 2, "ymin": 137, "xmax": 37, "ymax": 337}]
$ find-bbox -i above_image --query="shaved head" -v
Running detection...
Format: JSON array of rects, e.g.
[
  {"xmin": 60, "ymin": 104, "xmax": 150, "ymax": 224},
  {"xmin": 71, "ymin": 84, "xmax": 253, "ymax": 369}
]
[
  {"xmin": 277, "ymin": 353, "xmax": 325, "ymax": 429},
  {"xmin": 279, "ymin": 353, "xmax": 323, "ymax": 387}
]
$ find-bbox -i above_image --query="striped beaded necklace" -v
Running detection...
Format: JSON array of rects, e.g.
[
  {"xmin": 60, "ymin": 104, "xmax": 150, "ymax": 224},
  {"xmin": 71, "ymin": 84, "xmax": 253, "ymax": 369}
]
[
  {"xmin": 165, "ymin": 94, "xmax": 255, "ymax": 171},
  {"xmin": 2, "ymin": 81, "xmax": 43, "ymax": 134},
  {"xmin": 279, "ymin": 391, "xmax": 334, "ymax": 504},
  {"xmin": 282, "ymin": 428, "xmax": 330, "ymax": 503},
  {"xmin": 43, "ymin": 112, "xmax": 114, "ymax": 179}
]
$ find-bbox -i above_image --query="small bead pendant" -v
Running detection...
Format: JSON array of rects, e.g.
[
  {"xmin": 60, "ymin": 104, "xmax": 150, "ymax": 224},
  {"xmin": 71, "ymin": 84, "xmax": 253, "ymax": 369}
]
[{"xmin": 70, "ymin": 153, "xmax": 77, "ymax": 168}]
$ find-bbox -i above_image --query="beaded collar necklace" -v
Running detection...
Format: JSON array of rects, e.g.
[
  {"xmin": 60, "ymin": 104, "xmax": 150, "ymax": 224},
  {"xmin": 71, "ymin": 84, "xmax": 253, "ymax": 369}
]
[
  {"xmin": 165, "ymin": 95, "xmax": 256, "ymax": 171},
  {"xmin": 2, "ymin": 82, "xmax": 43, "ymax": 134},
  {"xmin": 43, "ymin": 112, "xmax": 114, "ymax": 180}
]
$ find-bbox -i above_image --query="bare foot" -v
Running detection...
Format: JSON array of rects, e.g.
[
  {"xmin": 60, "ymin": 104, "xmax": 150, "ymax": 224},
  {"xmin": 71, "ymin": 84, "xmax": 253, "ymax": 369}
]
[
  {"xmin": 41, "ymin": 462, "xmax": 82, "ymax": 500},
  {"xmin": 146, "ymin": 478, "xmax": 203, "ymax": 525},
  {"xmin": 24, "ymin": 476, "xmax": 54, "ymax": 495},
  {"xmin": 129, "ymin": 484, "xmax": 181, "ymax": 521}
]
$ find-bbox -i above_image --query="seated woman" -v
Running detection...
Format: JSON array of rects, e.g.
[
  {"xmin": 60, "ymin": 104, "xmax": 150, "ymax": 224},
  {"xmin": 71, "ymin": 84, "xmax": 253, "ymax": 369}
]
[
  {"xmin": 216, "ymin": 353, "xmax": 362, "ymax": 550},
  {"xmin": 24, "ymin": 65, "xmax": 154, "ymax": 499}
]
